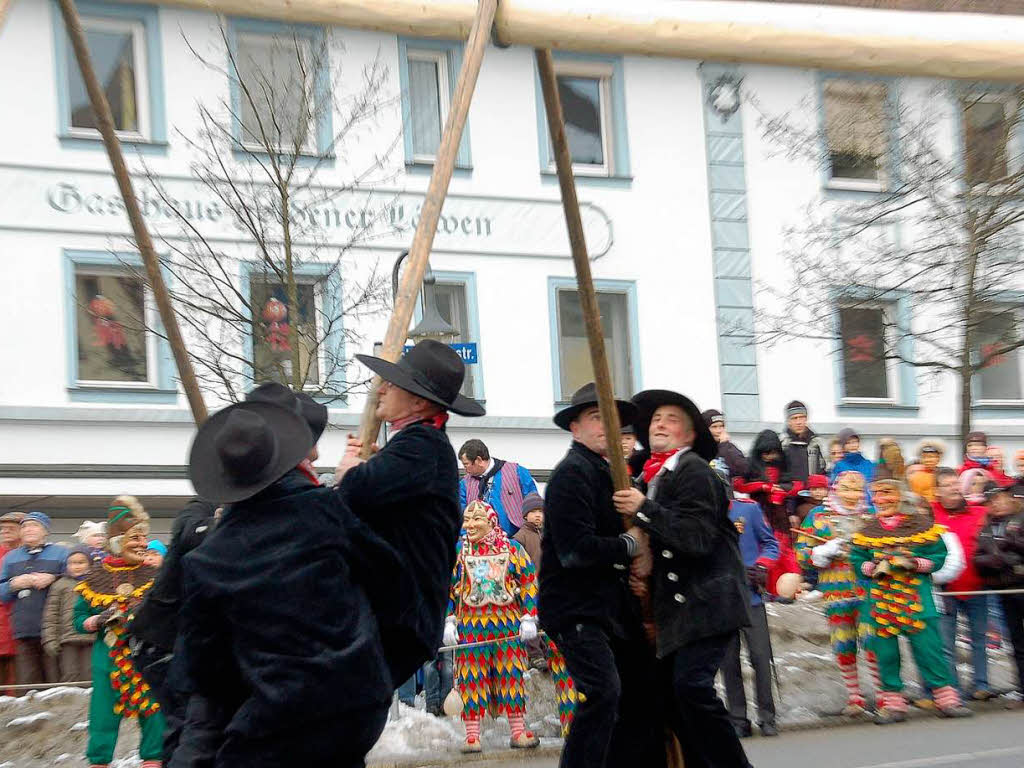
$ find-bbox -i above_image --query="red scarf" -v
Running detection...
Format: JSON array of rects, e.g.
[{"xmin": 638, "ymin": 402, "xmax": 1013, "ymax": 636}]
[
  {"xmin": 878, "ymin": 514, "xmax": 905, "ymax": 530},
  {"xmin": 296, "ymin": 459, "xmax": 321, "ymax": 486},
  {"xmin": 643, "ymin": 450, "xmax": 680, "ymax": 483},
  {"xmin": 389, "ymin": 411, "xmax": 450, "ymax": 432}
]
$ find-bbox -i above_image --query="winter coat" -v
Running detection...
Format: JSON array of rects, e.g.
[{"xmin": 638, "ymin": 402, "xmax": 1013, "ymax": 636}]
[
  {"xmin": 41, "ymin": 576, "xmax": 93, "ymax": 654},
  {"xmin": 973, "ymin": 509, "xmax": 1024, "ymax": 590},
  {"xmin": 960, "ymin": 457, "xmax": 1014, "ymax": 487},
  {"xmin": 780, "ymin": 428, "xmax": 827, "ymax": 483},
  {"xmin": 0, "ymin": 543, "xmax": 68, "ymax": 639},
  {"xmin": 513, "ymin": 521, "xmax": 543, "ymax": 575},
  {"xmin": 338, "ymin": 422, "xmax": 462, "ymax": 685},
  {"xmin": 538, "ymin": 441, "xmax": 637, "ymax": 639},
  {"xmin": 0, "ymin": 546, "xmax": 13, "ymax": 656},
  {"xmin": 634, "ymin": 449, "xmax": 751, "ymax": 658},
  {"xmin": 716, "ymin": 441, "xmax": 749, "ymax": 479},
  {"xmin": 830, "ymin": 452, "xmax": 875, "ymax": 484},
  {"xmin": 130, "ymin": 497, "xmax": 218, "ymax": 652},
  {"xmin": 460, "ymin": 460, "xmax": 539, "ymax": 535},
  {"xmin": 736, "ymin": 431, "xmax": 797, "ymax": 534},
  {"xmin": 932, "ymin": 501, "xmax": 987, "ymax": 597},
  {"xmin": 728, "ymin": 499, "xmax": 780, "ymax": 606},
  {"xmin": 179, "ymin": 470, "xmax": 397, "ymax": 767}
]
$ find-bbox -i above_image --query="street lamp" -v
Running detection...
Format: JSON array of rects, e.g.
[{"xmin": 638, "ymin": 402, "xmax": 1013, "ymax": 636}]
[{"xmin": 408, "ymin": 267, "xmax": 458, "ymax": 345}]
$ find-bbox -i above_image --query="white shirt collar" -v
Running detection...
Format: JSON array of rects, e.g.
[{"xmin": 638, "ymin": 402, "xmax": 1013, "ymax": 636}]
[
  {"xmin": 484, "ymin": 458, "xmax": 496, "ymax": 476},
  {"xmin": 662, "ymin": 446, "xmax": 691, "ymax": 473}
]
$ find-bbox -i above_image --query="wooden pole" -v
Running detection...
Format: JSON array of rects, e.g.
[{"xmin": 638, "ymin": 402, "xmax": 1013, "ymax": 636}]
[
  {"xmin": 56, "ymin": 0, "xmax": 208, "ymax": 425},
  {"xmin": 356, "ymin": 0, "xmax": 498, "ymax": 453},
  {"xmin": 534, "ymin": 48, "xmax": 629, "ymax": 492}
]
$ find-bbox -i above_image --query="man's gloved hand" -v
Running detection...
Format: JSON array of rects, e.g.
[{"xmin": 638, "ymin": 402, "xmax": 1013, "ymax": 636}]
[
  {"xmin": 747, "ymin": 564, "xmax": 769, "ymax": 590},
  {"xmin": 519, "ymin": 616, "xmax": 538, "ymax": 642},
  {"xmin": 443, "ymin": 617, "xmax": 459, "ymax": 647}
]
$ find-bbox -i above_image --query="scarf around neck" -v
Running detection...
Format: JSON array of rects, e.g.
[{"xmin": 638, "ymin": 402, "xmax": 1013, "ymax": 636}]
[
  {"xmin": 389, "ymin": 411, "xmax": 450, "ymax": 433},
  {"xmin": 643, "ymin": 449, "xmax": 681, "ymax": 483}
]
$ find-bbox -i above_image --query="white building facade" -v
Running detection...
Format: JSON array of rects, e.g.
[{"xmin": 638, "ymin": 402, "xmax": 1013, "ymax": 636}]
[{"xmin": 1, "ymin": 0, "xmax": 1023, "ymax": 533}]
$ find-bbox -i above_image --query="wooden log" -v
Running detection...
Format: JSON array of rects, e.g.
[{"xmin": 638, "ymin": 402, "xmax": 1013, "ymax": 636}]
[
  {"xmin": 118, "ymin": 0, "xmax": 1024, "ymax": 82},
  {"xmin": 57, "ymin": 0, "xmax": 208, "ymax": 425},
  {"xmin": 535, "ymin": 47, "xmax": 630, "ymax": 493},
  {"xmin": 355, "ymin": 0, "xmax": 498, "ymax": 453}
]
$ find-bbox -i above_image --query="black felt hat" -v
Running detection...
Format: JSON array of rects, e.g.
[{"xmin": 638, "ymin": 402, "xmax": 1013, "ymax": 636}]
[
  {"xmin": 355, "ymin": 340, "xmax": 484, "ymax": 417},
  {"xmin": 632, "ymin": 389, "xmax": 718, "ymax": 463},
  {"xmin": 246, "ymin": 383, "xmax": 328, "ymax": 443},
  {"xmin": 188, "ymin": 389, "xmax": 313, "ymax": 503},
  {"xmin": 553, "ymin": 382, "xmax": 638, "ymax": 431}
]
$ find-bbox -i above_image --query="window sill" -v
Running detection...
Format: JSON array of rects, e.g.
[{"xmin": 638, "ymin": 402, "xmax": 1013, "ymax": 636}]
[
  {"xmin": 971, "ymin": 402, "xmax": 1024, "ymax": 417},
  {"xmin": 824, "ymin": 179, "xmax": 887, "ymax": 196},
  {"xmin": 59, "ymin": 134, "xmax": 168, "ymax": 156},
  {"xmin": 68, "ymin": 386, "xmax": 179, "ymax": 404},
  {"xmin": 541, "ymin": 171, "xmax": 633, "ymax": 189},
  {"xmin": 837, "ymin": 401, "xmax": 919, "ymax": 418},
  {"xmin": 405, "ymin": 161, "xmax": 473, "ymax": 179},
  {"xmin": 232, "ymin": 147, "xmax": 335, "ymax": 168}
]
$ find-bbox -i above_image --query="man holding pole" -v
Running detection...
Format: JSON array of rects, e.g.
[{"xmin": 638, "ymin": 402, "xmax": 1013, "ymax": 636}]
[
  {"xmin": 539, "ymin": 383, "xmax": 663, "ymax": 768},
  {"xmin": 613, "ymin": 389, "xmax": 753, "ymax": 768}
]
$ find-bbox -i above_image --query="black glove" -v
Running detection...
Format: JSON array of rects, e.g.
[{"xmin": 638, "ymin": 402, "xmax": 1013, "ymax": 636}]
[{"xmin": 747, "ymin": 564, "xmax": 769, "ymax": 590}]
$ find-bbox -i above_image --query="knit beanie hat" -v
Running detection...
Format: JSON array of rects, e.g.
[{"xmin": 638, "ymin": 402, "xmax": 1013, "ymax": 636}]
[
  {"xmin": 22, "ymin": 511, "xmax": 51, "ymax": 532},
  {"xmin": 106, "ymin": 496, "xmax": 150, "ymax": 555},
  {"xmin": 966, "ymin": 431, "xmax": 988, "ymax": 446},
  {"xmin": 701, "ymin": 409, "xmax": 725, "ymax": 427},
  {"xmin": 522, "ymin": 493, "xmax": 544, "ymax": 516},
  {"xmin": 837, "ymin": 428, "xmax": 860, "ymax": 447},
  {"xmin": 785, "ymin": 400, "xmax": 808, "ymax": 418},
  {"xmin": 146, "ymin": 540, "xmax": 168, "ymax": 557},
  {"xmin": 0, "ymin": 511, "xmax": 25, "ymax": 525},
  {"xmin": 75, "ymin": 520, "xmax": 106, "ymax": 543}
]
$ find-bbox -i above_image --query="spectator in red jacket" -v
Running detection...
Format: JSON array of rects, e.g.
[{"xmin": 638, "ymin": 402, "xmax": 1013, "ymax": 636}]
[
  {"xmin": 0, "ymin": 511, "xmax": 23, "ymax": 695},
  {"xmin": 933, "ymin": 468, "xmax": 993, "ymax": 700},
  {"xmin": 959, "ymin": 432, "xmax": 1010, "ymax": 485},
  {"xmin": 985, "ymin": 446, "xmax": 1015, "ymax": 488}
]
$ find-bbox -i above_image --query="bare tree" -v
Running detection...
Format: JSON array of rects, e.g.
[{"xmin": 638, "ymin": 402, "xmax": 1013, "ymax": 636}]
[
  {"xmin": 753, "ymin": 80, "xmax": 1024, "ymax": 447},
  {"xmin": 132, "ymin": 23, "xmax": 402, "ymax": 403}
]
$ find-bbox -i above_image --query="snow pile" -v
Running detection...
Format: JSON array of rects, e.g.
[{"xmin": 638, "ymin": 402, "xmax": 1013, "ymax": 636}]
[
  {"xmin": 366, "ymin": 704, "xmax": 462, "ymax": 760},
  {"xmin": 32, "ymin": 687, "xmax": 89, "ymax": 703},
  {"xmin": 6, "ymin": 713, "xmax": 54, "ymax": 733}
]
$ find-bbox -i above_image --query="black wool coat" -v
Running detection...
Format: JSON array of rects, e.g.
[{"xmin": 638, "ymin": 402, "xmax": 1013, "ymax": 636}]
[
  {"xmin": 634, "ymin": 450, "xmax": 751, "ymax": 659},
  {"xmin": 338, "ymin": 422, "xmax": 462, "ymax": 684},
  {"xmin": 178, "ymin": 471, "xmax": 398, "ymax": 767},
  {"xmin": 539, "ymin": 441, "xmax": 637, "ymax": 639}
]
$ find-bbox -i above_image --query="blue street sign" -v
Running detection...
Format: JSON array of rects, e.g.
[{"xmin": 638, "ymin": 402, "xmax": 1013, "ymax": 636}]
[{"xmin": 404, "ymin": 342, "xmax": 478, "ymax": 364}]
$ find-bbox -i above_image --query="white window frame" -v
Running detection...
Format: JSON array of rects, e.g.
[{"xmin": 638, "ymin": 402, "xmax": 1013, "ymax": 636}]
[
  {"xmin": 962, "ymin": 92, "xmax": 1018, "ymax": 191},
  {"xmin": 973, "ymin": 306, "xmax": 1024, "ymax": 406},
  {"xmin": 74, "ymin": 265, "xmax": 158, "ymax": 389},
  {"xmin": 838, "ymin": 300, "xmax": 900, "ymax": 405},
  {"xmin": 407, "ymin": 47, "xmax": 451, "ymax": 164},
  {"xmin": 823, "ymin": 79, "xmax": 889, "ymax": 193},
  {"xmin": 67, "ymin": 16, "xmax": 150, "ymax": 141},
  {"xmin": 236, "ymin": 31, "xmax": 318, "ymax": 155},
  {"xmin": 251, "ymin": 275, "xmax": 325, "ymax": 390},
  {"xmin": 549, "ymin": 60, "xmax": 615, "ymax": 177}
]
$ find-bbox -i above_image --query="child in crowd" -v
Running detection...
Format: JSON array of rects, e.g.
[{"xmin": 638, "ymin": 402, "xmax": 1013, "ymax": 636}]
[
  {"xmin": 907, "ymin": 441, "xmax": 945, "ymax": 503},
  {"xmin": 831, "ymin": 429, "xmax": 874, "ymax": 483},
  {"xmin": 827, "ymin": 439, "xmax": 844, "ymax": 474},
  {"xmin": 41, "ymin": 546, "xmax": 95, "ymax": 682},
  {"xmin": 143, "ymin": 540, "xmax": 167, "ymax": 569},
  {"xmin": 74, "ymin": 521, "xmax": 106, "ymax": 564},
  {"xmin": 961, "ymin": 468, "xmax": 992, "ymax": 506}
]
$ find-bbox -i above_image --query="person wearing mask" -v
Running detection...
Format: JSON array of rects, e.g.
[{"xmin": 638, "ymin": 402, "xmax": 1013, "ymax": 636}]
[
  {"xmin": 540, "ymin": 383, "xmax": 661, "ymax": 768},
  {"xmin": 719, "ymin": 478, "xmax": 780, "ymax": 738},
  {"xmin": 41, "ymin": 546, "xmax": 95, "ymax": 683},
  {"xmin": 0, "ymin": 511, "xmax": 67, "ymax": 684},
  {"xmin": 458, "ymin": 439, "xmax": 538, "ymax": 536},
  {"xmin": 615, "ymin": 388, "xmax": 752, "ymax": 768},
  {"xmin": 779, "ymin": 400, "xmax": 827, "ymax": 483},
  {"xmin": 702, "ymin": 408, "xmax": 748, "ymax": 480},
  {"xmin": 932, "ymin": 468, "xmax": 993, "ymax": 700},
  {"xmin": 0, "ymin": 511, "xmax": 24, "ymax": 695},
  {"xmin": 973, "ymin": 483, "xmax": 1024, "ymax": 709},
  {"xmin": 831, "ymin": 429, "xmax": 875, "ymax": 483}
]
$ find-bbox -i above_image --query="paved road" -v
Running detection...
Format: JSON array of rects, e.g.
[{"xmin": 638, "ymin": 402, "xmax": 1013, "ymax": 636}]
[{"xmin": 468, "ymin": 710, "xmax": 1024, "ymax": 768}]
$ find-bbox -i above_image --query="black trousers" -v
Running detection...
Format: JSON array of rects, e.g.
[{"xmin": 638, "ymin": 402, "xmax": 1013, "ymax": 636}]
[
  {"xmin": 553, "ymin": 622, "xmax": 665, "ymax": 768},
  {"xmin": 134, "ymin": 641, "xmax": 188, "ymax": 766},
  {"xmin": 663, "ymin": 633, "xmax": 753, "ymax": 768},
  {"xmin": 720, "ymin": 603, "xmax": 776, "ymax": 728},
  {"xmin": 1001, "ymin": 593, "xmax": 1024, "ymax": 693}
]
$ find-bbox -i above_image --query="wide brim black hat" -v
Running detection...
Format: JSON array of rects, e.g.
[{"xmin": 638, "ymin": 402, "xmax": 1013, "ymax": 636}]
[
  {"xmin": 188, "ymin": 401, "xmax": 313, "ymax": 503},
  {"xmin": 246, "ymin": 383, "xmax": 328, "ymax": 443},
  {"xmin": 355, "ymin": 339, "xmax": 485, "ymax": 417},
  {"xmin": 631, "ymin": 389, "xmax": 717, "ymax": 463},
  {"xmin": 553, "ymin": 382, "xmax": 638, "ymax": 431},
  {"xmin": 295, "ymin": 392, "xmax": 328, "ymax": 442}
]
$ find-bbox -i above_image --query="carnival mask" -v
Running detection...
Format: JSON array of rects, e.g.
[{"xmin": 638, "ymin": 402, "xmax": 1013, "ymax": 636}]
[
  {"xmin": 872, "ymin": 482, "xmax": 902, "ymax": 518},
  {"xmin": 463, "ymin": 504, "xmax": 494, "ymax": 544}
]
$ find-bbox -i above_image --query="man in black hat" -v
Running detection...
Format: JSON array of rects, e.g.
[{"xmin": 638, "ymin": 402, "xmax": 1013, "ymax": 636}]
[
  {"xmin": 335, "ymin": 339, "xmax": 484, "ymax": 688},
  {"xmin": 177, "ymin": 383, "xmax": 403, "ymax": 768},
  {"xmin": 614, "ymin": 389, "xmax": 752, "ymax": 768},
  {"xmin": 539, "ymin": 383, "xmax": 663, "ymax": 768}
]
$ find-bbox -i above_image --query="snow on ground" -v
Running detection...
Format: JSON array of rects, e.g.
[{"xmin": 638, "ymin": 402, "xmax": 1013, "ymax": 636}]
[{"xmin": 0, "ymin": 603, "xmax": 1018, "ymax": 766}]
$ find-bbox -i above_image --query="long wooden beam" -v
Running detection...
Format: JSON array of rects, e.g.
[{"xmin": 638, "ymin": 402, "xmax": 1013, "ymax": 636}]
[{"xmin": 116, "ymin": 0, "xmax": 1024, "ymax": 81}]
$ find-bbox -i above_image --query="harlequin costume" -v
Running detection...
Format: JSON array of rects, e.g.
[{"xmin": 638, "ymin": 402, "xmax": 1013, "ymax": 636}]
[
  {"xmin": 73, "ymin": 498, "xmax": 164, "ymax": 768},
  {"xmin": 795, "ymin": 471, "xmax": 880, "ymax": 715},
  {"xmin": 546, "ymin": 641, "xmax": 577, "ymax": 737},
  {"xmin": 445, "ymin": 501, "xmax": 540, "ymax": 752},
  {"xmin": 849, "ymin": 480, "xmax": 971, "ymax": 724}
]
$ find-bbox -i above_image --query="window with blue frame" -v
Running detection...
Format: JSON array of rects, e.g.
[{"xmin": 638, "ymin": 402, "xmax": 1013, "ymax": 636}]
[
  {"xmin": 229, "ymin": 19, "xmax": 331, "ymax": 156},
  {"xmin": 962, "ymin": 95, "xmax": 1013, "ymax": 186},
  {"xmin": 53, "ymin": 1, "xmax": 166, "ymax": 148},
  {"xmin": 249, "ymin": 274, "xmax": 324, "ymax": 386},
  {"xmin": 973, "ymin": 308, "xmax": 1023, "ymax": 402},
  {"xmin": 397, "ymin": 38, "xmax": 471, "ymax": 168},
  {"xmin": 432, "ymin": 277, "xmax": 479, "ymax": 399},
  {"xmin": 822, "ymin": 78, "xmax": 890, "ymax": 188}
]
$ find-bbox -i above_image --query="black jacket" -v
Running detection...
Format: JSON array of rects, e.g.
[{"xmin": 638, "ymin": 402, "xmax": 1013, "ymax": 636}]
[
  {"xmin": 539, "ymin": 442, "xmax": 636, "ymax": 638},
  {"xmin": 338, "ymin": 422, "xmax": 461, "ymax": 684},
  {"xmin": 973, "ymin": 509, "xmax": 1024, "ymax": 590},
  {"xmin": 178, "ymin": 470, "xmax": 397, "ymax": 766},
  {"xmin": 129, "ymin": 497, "xmax": 217, "ymax": 651},
  {"xmin": 717, "ymin": 440, "xmax": 748, "ymax": 479},
  {"xmin": 781, "ymin": 428, "xmax": 826, "ymax": 483},
  {"xmin": 634, "ymin": 450, "xmax": 750, "ymax": 658}
]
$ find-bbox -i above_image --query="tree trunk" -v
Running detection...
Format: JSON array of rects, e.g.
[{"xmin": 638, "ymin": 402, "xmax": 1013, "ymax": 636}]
[
  {"xmin": 280, "ymin": 186, "xmax": 302, "ymax": 391},
  {"xmin": 959, "ymin": 215, "xmax": 979, "ymax": 454}
]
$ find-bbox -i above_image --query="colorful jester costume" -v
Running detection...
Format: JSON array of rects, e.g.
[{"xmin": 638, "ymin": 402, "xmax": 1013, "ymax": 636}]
[
  {"xmin": 546, "ymin": 640, "xmax": 577, "ymax": 737},
  {"xmin": 446, "ymin": 502, "xmax": 539, "ymax": 750},
  {"xmin": 73, "ymin": 498, "xmax": 164, "ymax": 767},
  {"xmin": 849, "ymin": 504, "xmax": 964, "ymax": 719},
  {"xmin": 795, "ymin": 472, "xmax": 880, "ymax": 713}
]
